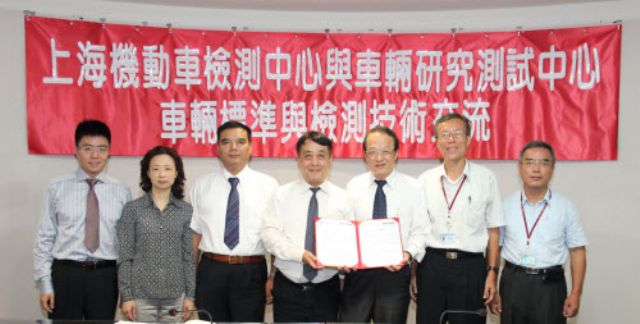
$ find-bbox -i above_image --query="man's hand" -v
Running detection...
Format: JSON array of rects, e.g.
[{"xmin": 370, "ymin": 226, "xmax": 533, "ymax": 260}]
[
  {"xmin": 265, "ymin": 276, "xmax": 274, "ymax": 305},
  {"xmin": 181, "ymin": 299, "xmax": 196, "ymax": 321},
  {"xmin": 39, "ymin": 293, "xmax": 54, "ymax": 313},
  {"xmin": 337, "ymin": 266, "xmax": 354, "ymax": 273},
  {"xmin": 302, "ymin": 251, "xmax": 322, "ymax": 269},
  {"xmin": 489, "ymin": 292, "xmax": 502, "ymax": 315},
  {"xmin": 121, "ymin": 300, "xmax": 137, "ymax": 321},
  {"xmin": 563, "ymin": 292, "xmax": 581, "ymax": 318},
  {"xmin": 385, "ymin": 251, "xmax": 411, "ymax": 272},
  {"xmin": 409, "ymin": 271, "xmax": 418, "ymax": 302},
  {"xmin": 483, "ymin": 271, "xmax": 497, "ymax": 305}
]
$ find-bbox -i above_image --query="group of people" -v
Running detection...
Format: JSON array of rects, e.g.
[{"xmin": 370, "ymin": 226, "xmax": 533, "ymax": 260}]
[{"xmin": 33, "ymin": 113, "xmax": 587, "ymax": 324}]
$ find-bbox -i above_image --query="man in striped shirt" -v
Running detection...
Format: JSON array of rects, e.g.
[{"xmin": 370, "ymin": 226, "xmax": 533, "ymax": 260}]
[{"xmin": 33, "ymin": 119, "xmax": 132, "ymax": 320}]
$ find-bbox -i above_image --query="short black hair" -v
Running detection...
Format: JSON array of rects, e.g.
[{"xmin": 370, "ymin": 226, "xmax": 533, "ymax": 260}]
[
  {"xmin": 217, "ymin": 121, "xmax": 252, "ymax": 142},
  {"xmin": 519, "ymin": 141, "xmax": 556, "ymax": 166},
  {"xmin": 296, "ymin": 131, "xmax": 333, "ymax": 156},
  {"xmin": 362, "ymin": 126, "xmax": 400, "ymax": 152},
  {"xmin": 75, "ymin": 119, "xmax": 111, "ymax": 146},
  {"xmin": 139, "ymin": 146, "xmax": 186, "ymax": 199},
  {"xmin": 434, "ymin": 112, "xmax": 471, "ymax": 138}
]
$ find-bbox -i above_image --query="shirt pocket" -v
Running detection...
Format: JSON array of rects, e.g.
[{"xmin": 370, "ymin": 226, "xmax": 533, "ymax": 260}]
[
  {"xmin": 464, "ymin": 193, "xmax": 487, "ymax": 229},
  {"xmin": 243, "ymin": 200, "xmax": 267, "ymax": 240},
  {"xmin": 354, "ymin": 194, "xmax": 373, "ymax": 220},
  {"xmin": 538, "ymin": 214, "xmax": 565, "ymax": 247}
]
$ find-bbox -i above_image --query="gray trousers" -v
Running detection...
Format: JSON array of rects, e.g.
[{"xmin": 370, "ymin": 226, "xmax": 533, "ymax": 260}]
[{"xmin": 135, "ymin": 297, "xmax": 182, "ymax": 322}]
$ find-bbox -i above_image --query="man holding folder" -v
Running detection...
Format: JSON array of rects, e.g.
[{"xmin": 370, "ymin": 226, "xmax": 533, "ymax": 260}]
[
  {"xmin": 262, "ymin": 131, "xmax": 352, "ymax": 322},
  {"xmin": 340, "ymin": 126, "xmax": 430, "ymax": 323}
]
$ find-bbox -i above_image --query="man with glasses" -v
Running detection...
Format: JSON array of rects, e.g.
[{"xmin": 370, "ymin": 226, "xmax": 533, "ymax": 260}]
[
  {"xmin": 414, "ymin": 112, "xmax": 504, "ymax": 324},
  {"xmin": 489, "ymin": 141, "xmax": 587, "ymax": 324},
  {"xmin": 33, "ymin": 120, "xmax": 132, "ymax": 320},
  {"xmin": 340, "ymin": 126, "xmax": 429, "ymax": 323}
]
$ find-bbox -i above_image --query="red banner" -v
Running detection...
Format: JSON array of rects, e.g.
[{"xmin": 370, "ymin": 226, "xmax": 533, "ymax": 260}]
[{"xmin": 25, "ymin": 16, "xmax": 620, "ymax": 159}]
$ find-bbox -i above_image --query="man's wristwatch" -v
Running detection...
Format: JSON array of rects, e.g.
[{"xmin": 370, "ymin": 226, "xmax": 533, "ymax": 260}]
[{"xmin": 487, "ymin": 266, "xmax": 499, "ymax": 273}]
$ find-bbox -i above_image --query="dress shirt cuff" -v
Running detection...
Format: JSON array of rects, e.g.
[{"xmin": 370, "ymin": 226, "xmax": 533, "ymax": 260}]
[
  {"xmin": 414, "ymin": 250, "xmax": 426, "ymax": 263},
  {"xmin": 185, "ymin": 287, "xmax": 196, "ymax": 300},
  {"xmin": 405, "ymin": 246, "xmax": 421, "ymax": 262},
  {"xmin": 297, "ymin": 247, "xmax": 307, "ymax": 263},
  {"xmin": 38, "ymin": 277, "xmax": 53, "ymax": 295},
  {"xmin": 120, "ymin": 289, "xmax": 134, "ymax": 302}
]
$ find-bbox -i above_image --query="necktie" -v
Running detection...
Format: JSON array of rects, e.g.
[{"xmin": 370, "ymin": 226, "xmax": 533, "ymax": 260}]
[
  {"xmin": 304, "ymin": 187, "xmax": 320, "ymax": 282},
  {"xmin": 224, "ymin": 177, "xmax": 240, "ymax": 250},
  {"xmin": 372, "ymin": 180, "xmax": 387, "ymax": 219},
  {"xmin": 84, "ymin": 178, "xmax": 100, "ymax": 253}
]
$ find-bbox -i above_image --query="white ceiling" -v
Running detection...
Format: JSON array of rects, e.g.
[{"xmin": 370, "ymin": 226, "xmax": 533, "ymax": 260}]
[
  {"xmin": 1, "ymin": 0, "xmax": 632, "ymax": 34},
  {"xmin": 104, "ymin": 0, "xmax": 614, "ymax": 12}
]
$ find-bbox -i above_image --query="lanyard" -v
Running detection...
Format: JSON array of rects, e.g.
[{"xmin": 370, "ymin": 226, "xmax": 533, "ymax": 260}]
[
  {"xmin": 520, "ymin": 191, "xmax": 551, "ymax": 245},
  {"xmin": 441, "ymin": 174, "xmax": 467, "ymax": 218}
]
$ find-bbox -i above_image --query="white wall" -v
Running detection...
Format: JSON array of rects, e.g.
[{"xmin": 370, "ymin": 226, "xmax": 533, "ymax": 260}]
[{"xmin": 0, "ymin": 1, "xmax": 638, "ymax": 322}]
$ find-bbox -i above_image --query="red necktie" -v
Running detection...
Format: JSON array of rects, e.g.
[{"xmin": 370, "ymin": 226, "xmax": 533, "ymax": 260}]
[{"xmin": 84, "ymin": 179, "xmax": 100, "ymax": 253}]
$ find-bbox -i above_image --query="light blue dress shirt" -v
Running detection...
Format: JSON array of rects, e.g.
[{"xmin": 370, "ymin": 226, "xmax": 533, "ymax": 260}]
[
  {"xmin": 500, "ymin": 189, "xmax": 588, "ymax": 269},
  {"xmin": 33, "ymin": 169, "xmax": 132, "ymax": 294}
]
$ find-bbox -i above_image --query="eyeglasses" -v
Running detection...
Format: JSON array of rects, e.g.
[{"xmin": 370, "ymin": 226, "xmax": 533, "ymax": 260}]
[
  {"xmin": 365, "ymin": 149, "xmax": 395, "ymax": 158},
  {"xmin": 438, "ymin": 130, "xmax": 466, "ymax": 139},
  {"xmin": 520, "ymin": 159, "xmax": 553, "ymax": 167},
  {"xmin": 78, "ymin": 145, "xmax": 109, "ymax": 154}
]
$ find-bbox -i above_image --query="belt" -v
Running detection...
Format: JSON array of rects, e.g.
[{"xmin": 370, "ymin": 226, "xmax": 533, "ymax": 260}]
[
  {"xmin": 427, "ymin": 247, "xmax": 483, "ymax": 260},
  {"xmin": 54, "ymin": 259, "xmax": 116, "ymax": 270},
  {"xmin": 275, "ymin": 271, "xmax": 337, "ymax": 292},
  {"xmin": 505, "ymin": 261, "xmax": 563, "ymax": 276},
  {"xmin": 202, "ymin": 252, "xmax": 265, "ymax": 265}
]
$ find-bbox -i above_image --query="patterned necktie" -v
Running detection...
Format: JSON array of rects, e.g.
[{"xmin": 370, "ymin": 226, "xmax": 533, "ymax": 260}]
[
  {"xmin": 84, "ymin": 178, "xmax": 100, "ymax": 253},
  {"xmin": 224, "ymin": 177, "xmax": 240, "ymax": 250},
  {"xmin": 372, "ymin": 179, "xmax": 387, "ymax": 219},
  {"xmin": 304, "ymin": 187, "xmax": 320, "ymax": 282}
]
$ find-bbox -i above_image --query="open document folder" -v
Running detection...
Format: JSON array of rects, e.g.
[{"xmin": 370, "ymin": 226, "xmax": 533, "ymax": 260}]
[{"xmin": 315, "ymin": 217, "xmax": 404, "ymax": 269}]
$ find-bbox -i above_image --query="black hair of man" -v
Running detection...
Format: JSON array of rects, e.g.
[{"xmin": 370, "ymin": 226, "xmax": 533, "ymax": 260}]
[
  {"xmin": 362, "ymin": 126, "xmax": 400, "ymax": 152},
  {"xmin": 519, "ymin": 140, "xmax": 557, "ymax": 166},
  {"xmin": 216, "ymin": 121, "xmax": 252, "ymax": 141},
  {"xmin": 433, "ymin": 112, "xmax": 471, "ymax": 138},
  {"xmin": 296, "ymin": 131, "xmax": 333, "ymax": 156},
  {"xmin": 75, "ymin": 119, "xmax": 111, "ymax": 146}
]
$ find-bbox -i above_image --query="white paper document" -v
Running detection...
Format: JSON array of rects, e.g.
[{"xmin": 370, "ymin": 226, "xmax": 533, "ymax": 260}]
[{"xmin": 315, "ymin": 217, "xmax": 404, "ymax": 269}]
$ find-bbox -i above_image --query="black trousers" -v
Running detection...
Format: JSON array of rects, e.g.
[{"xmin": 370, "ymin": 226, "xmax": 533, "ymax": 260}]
[
  {"xmin": 416, "ymin": 250, "xmax": 487, "ymax": 324},
  {"xmin": 195, "ymin": 257, "xmax": 267, "ymax": 322},
  {"xmin": 273, "ymin": 271, "xmax": 340, "ymax": 322},
  {"xmin": 340, "ymin": 266, "xmax": 411, "ymax": 323},
  {"xmin": 499, "ymin": 264, "xmax": 567, "ymax": 324},
  {"xmin": 49, "ymin": 259, "xmax": 118, "ymax": 320}
]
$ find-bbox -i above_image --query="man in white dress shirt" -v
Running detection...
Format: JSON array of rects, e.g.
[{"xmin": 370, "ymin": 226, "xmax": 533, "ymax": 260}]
[
  {"xmin": 190, "ymin": 121, "xmax": 278, "ymax": 322},
  {"xmin": 340, "ymin": 126, "xmax": 430, "ymax": 323},
  {"xmin": 414, "ymin": 112, "xmax": 504, "ymax": 324},
  {"xmin": 262, "ymin": 131, "xmax": 352, "ymax": 322}
]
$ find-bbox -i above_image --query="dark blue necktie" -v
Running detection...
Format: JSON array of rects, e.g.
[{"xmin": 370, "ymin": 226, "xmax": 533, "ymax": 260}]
[
  {"xmin": 304, "ymin": 187, "xmax": 320, "ymax": 282},
  {"xmin": 224, "ymin": 177, "xmax": 240, "ymax": 250},
  {"xmin": 373, "ymin": 180, "xmax": 387, "ymax": 219}
]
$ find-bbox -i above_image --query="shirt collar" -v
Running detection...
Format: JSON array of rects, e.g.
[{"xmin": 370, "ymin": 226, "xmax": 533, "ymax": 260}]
[
  {"xmin": 438, "ymin": 159, "xmax": 471, "ymax": 184},
  {"xmin": 297, "ymin": 178, "xmax": 329, "ymax": 195},
  {"xmin": 521, "ymin": 188, "xmax": 553, "ymax": 206},
  {"xmin": 143, "ymin": 192, "xmax": 181, "ymax": 209},
  {"xmin": 222, "ymin": 165, "xmax": 251, "ymax": 183},
  {"xmin": 75, "ymin": 168, "xmax": 107, "ymax": 183},
  {"xmin": 368, "ymin": 169, "xmax": 398, "ymax": 189}
]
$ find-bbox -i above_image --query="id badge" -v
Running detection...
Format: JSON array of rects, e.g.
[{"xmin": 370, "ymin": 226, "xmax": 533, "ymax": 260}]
[
  {"xmin": 440, "ymin": 232, "xmax": 456, "ymax": 244},
  {"xmin": 520, "ymin": 254, "xmax": 536, "ymax": 267}
]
